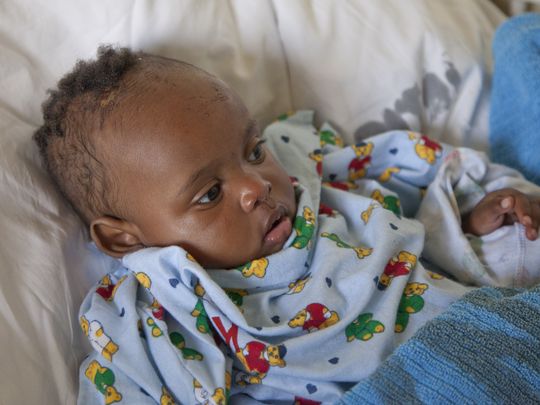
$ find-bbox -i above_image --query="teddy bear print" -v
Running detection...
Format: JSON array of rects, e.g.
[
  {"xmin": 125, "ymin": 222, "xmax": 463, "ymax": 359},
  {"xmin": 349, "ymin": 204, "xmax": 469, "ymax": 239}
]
[
  {"xmin": 395, "ymin": 282, "xmax": 428, "ymax": 333},
  {"xmin": 321, "ymin": 232, "xmax": 373, "ymax": 259},
  {"xmin": 345, "ymin": 313, "xmax": 385, "ymax": 342},
  {"xmin": 408, "ymin": 131, "xmax": 443, "ymax": 164},
  {"xmin": 169, "ymin": 331, "xmax": 204, "ymax": 361},
  {"xmin": 80, "ymin": 316, "xmax": 119, "ymax": 362},
  {"xmin": 235, "ymin": 341, "xmax": 287, "ymax": 385},
  {"xmin": 236, "ymin": 258, "xmax": 269, "ymax": 278},
  {"xmin": 292, "ymin": 206, "xmax": 316, "ymax": 249},
  {"xmin": 193, "ymin": 379, "xmax": 226, "ymax": 405},
  {"xmin": 288, "ymin": 303, "xmax": 340, "ymax": 332},
  {"xmin": 85, "ymin": 360, "xmax": 122, "ymax": 404},
  {"xmin": 191, "ymin": 298, "xmax": 211, "ymax": 334},
  {"xmin": 371, "ymin": 189, "xmax": 401, "ymax": 216},
  {"xmin": 348, "ymin": 141, "xmax": 374, "ymax": 181},
  {"xmin": 319, "ymin": 128, "xmax": 344, "ymax": 148},
  {"xmin": 95, "ymin": 274, "xmax": 127, "ymax": 301},
  {"xmin": 160, "ymin": 386, "xmax": 175, "ymax": 405},
  {"xmin": 374, "ymin": 251, "xmax": 417, "ymax": 290}
]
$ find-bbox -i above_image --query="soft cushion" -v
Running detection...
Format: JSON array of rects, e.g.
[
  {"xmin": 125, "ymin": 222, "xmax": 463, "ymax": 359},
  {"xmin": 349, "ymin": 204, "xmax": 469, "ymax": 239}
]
[{"xmin": 0, "ymin": 1, "xmax": 504, "ymax": 403}]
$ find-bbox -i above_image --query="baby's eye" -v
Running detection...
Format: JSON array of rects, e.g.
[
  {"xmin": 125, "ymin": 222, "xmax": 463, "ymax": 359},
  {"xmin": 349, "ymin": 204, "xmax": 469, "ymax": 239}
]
[
  {"xmin": 198, "ymin": 184, "xmax": 221, "ymax": 204},
  {"xmin": 247, "ymin": 139, "xmax": 266, "ymax": 163}
]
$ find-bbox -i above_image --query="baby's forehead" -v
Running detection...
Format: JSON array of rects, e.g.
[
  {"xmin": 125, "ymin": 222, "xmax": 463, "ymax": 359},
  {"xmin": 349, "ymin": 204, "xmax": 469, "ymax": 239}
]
[
  {"xmin": 132, "ymin": 59, "xmax": 220, "ymax": 93},
  {"xmin": 98, "ymin": 67, "xmax": 247, "ymax": 154},
  {"xmin": 117, "ymin": 65, "xmax": 234, "ymax": 119}
]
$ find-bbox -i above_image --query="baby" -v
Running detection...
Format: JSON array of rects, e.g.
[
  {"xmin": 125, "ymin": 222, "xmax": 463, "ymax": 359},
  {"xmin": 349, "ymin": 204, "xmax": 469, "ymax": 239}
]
[{"xmin": 35, "ymin": 47, "xmax": 540, "ymax": 404}]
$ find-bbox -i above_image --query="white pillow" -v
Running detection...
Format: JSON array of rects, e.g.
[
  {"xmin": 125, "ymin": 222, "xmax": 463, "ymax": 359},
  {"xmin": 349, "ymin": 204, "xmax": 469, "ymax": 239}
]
[
  {"xmin": 0, "ymin": 1, "xmax": 289, "ymax": 404},
  {"xmin": 0, "ymin": 1, "xmax": 504, "ymax": 403},
  {"xmin": 275, "ymin": 0, "xmax": 505, "ymax": 150}
]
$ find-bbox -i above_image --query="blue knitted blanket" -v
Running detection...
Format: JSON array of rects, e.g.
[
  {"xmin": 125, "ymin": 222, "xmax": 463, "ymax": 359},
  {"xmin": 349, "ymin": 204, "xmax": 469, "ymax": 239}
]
[
  {"xmin": 342, "ymin": 14, "xmax": 540, "ymax": 403},
  {"xmin": 490, "ymin": 13, "xmax": 540, "ymax": 185},
  {"xmin": 340, "ymin": 285, "xmax": 540, "ymax": 403}
]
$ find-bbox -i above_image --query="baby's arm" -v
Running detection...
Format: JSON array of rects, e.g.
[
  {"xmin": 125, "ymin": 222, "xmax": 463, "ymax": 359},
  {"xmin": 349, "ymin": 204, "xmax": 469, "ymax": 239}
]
[{"xmin": 462, "ymin": 188, "xmax": 540, "ymax": 241}]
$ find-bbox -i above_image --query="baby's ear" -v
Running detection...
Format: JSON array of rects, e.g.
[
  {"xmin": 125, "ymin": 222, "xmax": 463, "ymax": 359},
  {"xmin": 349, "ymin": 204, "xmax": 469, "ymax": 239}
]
[{"xmin": 90, "ymin": 216, "xmax": 144, "ymax": 258}]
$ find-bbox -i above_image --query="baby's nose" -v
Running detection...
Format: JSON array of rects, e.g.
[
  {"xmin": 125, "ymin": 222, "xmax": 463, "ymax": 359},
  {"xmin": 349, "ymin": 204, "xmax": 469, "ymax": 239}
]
[{"xmin": 238, "ymin": 173, "xmax": 272, "ymax": 213}]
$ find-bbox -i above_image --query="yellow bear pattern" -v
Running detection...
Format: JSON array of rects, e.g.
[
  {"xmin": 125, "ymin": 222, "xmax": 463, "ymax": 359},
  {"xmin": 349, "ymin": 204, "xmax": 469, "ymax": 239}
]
[
  {"xmin": 193, "ymin": 379, "xmax": 226, "ymax": 405},
  {"xmin": 378, "ymin": 167, "xmax": 400, "ymax": 182},
  {"xmin": 85, "ymin": 360, "xmax": 122, "ymax": 404},
  {"xmin": 395, "ymin": 282, "xmax": 428, "ymax": 333},
  {"xmin": 288, "ymin": 303, "xmax": 340, "ymax": 333},
  {"xmin": 235, "ymin": 341, "xmax": 287, "ymax": 385},
  {"xmin": 361, "ymin": 202, "xmax": 379, "ymax": 224},
  {"xmin": 80, "ymin": 316, "xmax": 119, "ymax": 362},
  {"xmin": 287, "ymin": 274, "xmax": 311, "ymax": 294},
  {"xmin": 135, "ymin": 272, "xmax": 152, "ymax": 289},
  {"xmin": 408, "ymin": 131, "xmax": 443, "ymax": 165},
  {"xmin": 146, "ymin": 317, "xmax": 163, "ymax": 337},
  {"xmin": 236, "ymin": 257, "xmax": 269, "ymax": 278}
]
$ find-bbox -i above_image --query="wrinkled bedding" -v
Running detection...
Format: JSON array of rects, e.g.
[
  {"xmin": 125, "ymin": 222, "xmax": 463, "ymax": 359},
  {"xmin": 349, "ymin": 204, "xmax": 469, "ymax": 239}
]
[{"xmin": 0, "ymin": 1, "xmax": 505, "ymax": 403}]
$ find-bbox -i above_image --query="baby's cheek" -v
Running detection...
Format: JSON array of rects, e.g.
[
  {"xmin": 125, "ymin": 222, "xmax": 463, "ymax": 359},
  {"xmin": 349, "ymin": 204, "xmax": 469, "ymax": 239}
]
[
  {"xmin": 271, "ymin": 169, "xmax": 296, "ymax": 200},
  {"xmin": 209, "ymin": 230, "xmax": 261, "ymax": 268}
]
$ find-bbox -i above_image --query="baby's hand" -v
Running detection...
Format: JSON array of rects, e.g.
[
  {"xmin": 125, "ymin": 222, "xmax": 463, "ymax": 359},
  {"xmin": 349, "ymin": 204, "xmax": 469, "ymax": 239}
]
[{"xmin": 462, "ymin": 188, "xmax": 540, "ymax": 241}]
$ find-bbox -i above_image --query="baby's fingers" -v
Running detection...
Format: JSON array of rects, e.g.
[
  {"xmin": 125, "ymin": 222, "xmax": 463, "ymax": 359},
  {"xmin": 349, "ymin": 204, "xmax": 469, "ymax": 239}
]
[
  {"xmin": 527, "ymin": 200, "xmax": 540, "ymax": 240},
  {"xmin": 498, "ymin": 195, "xmax": 515, "ymax": 215},
  {"xmin": 463, "ymin": 194, "xmax": 513, "ymax": 236},
  {"xmin": 489, "ymin": 194, "xmax": 517, "ymax": 225},
  {"xmin": 513, "ymin": 193, "xmax": 537, "ymax": 240}
]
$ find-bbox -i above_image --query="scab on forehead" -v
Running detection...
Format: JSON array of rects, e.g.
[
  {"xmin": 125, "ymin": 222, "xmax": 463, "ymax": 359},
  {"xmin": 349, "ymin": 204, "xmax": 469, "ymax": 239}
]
[
  {"xmin": 99, "ymin": 89, "xmax": 119, "ymax": 108},
  {"xmin": 197, "ymin": 80, "xmax": 233, "ymax": 117},
  {"xmin": 210, "ymin": 82, "xmax": 229, "ymax": 103}
]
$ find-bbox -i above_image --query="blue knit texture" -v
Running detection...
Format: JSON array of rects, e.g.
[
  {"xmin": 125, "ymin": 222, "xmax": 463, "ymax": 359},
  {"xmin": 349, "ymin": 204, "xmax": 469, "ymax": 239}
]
[
  {"xmin": 340, "ymin": 285, "xmax": 540, "ymax": 404},
  {"xmin": 489, "ymin": 13, "xmax": 540, "ymax": 185}
]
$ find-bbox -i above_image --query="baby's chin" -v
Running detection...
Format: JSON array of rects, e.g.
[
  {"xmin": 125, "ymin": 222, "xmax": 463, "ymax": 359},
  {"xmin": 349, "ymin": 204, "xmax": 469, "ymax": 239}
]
[
  {"xmin": 209, "ymin": 197, "xmax": 298, "ymax": 270},
  {"xmin": 205, "ymin": 221, "xmax": 294, "ymax": 271}
]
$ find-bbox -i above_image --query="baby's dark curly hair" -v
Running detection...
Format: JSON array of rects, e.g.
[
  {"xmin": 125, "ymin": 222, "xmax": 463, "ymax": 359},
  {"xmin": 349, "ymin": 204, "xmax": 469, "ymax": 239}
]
[{"xmin": 33, "ymin": 45, "xmax": 194, "ymax": 225}]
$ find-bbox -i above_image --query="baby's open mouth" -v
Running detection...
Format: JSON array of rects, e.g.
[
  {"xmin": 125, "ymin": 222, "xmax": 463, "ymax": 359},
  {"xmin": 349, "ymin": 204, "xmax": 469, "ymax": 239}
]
[{"xmin": 263, "ymin": 209, "xmax": 293, "ymax": 247}]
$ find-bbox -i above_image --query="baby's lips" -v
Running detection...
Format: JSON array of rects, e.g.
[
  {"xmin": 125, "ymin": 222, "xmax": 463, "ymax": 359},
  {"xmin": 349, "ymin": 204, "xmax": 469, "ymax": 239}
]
[{"xmin": 264, "ymin": 215, "xmax": 292, "ymax": 246}]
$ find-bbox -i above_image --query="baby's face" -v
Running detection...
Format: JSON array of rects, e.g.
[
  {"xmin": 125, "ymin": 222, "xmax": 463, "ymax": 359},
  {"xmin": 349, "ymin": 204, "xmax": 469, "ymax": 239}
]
[{"xmin": 101, "ymin": 70, "xmax": 296, "ymax": 269}]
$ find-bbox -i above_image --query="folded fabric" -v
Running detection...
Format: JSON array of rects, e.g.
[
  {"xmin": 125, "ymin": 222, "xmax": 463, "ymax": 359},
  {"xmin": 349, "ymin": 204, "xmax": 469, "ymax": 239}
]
[
  {"xmin": 78, "ymin": 111, "xmax": 540, "ymax": 403},
  {"xmin": 341, "ymin": 13, "xmax": 540, "ymax": 404},
  {"xmin": 490, "ymin": 13, "xmax": 540, "ymax": 185},
  {"xmin": 342, "ymin": 15, "xmax": 540, "ymax": 399},
  {"xmin": 79, "ymin": 112, "xmax": 470, "ymax": 403},
  {"xmin": 340, "ymin": 284, "xmax": 540, "ymax": 404}
]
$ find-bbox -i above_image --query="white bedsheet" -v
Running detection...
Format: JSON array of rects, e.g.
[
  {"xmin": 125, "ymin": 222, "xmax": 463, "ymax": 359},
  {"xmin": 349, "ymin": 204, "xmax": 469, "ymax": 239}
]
[{"xmin": 0, "ymin": 1, "xmax": 504, "ymax": 403}]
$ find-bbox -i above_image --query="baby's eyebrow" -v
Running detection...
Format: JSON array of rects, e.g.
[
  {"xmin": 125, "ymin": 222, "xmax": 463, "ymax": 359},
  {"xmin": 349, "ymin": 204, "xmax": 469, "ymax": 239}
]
[
  {"xmin": 177, "ymin": 118, "xmax": 258, "ymax": 198},
  {"xmin": 243, "ymin": 118, "xmax": 258, "ymax": 141},
  {"xmin": 178, "ymin": 163, "xmax": 215, "ymax": 198}
]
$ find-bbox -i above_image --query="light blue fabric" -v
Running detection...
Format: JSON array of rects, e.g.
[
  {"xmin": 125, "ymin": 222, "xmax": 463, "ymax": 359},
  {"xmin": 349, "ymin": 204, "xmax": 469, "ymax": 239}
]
[
  {"xmin": 490, "ymin": 13, "xmax": 540, "ymax": 185},
  {"xmin": 77, "ymin": 111, "xmax": 540, "ymax": 404},
  {"xmin": 340, "ymin": 285, "xmax": 540, "ymax": 404},
  {"xmin": 79, "ymin": 112, "xmax": 466, "ymax": 404}
]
